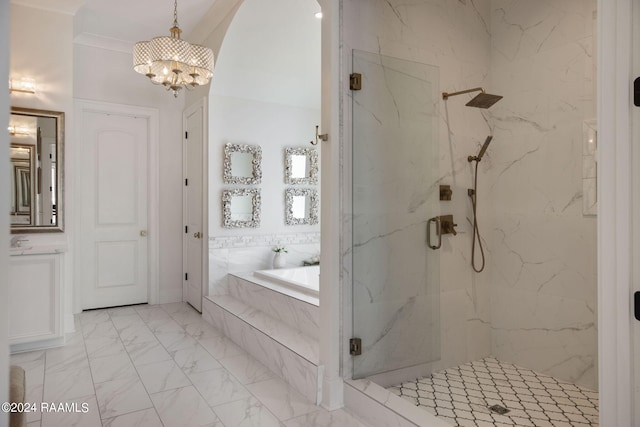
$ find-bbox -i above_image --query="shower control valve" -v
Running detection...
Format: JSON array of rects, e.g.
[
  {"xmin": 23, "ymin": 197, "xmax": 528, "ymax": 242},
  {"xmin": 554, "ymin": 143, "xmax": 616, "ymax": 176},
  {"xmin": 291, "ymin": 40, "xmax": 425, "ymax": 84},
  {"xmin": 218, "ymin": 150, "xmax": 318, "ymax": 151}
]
[{"xmin": 440, "ymin": 215, "xmax": 458, "ymax": 236}]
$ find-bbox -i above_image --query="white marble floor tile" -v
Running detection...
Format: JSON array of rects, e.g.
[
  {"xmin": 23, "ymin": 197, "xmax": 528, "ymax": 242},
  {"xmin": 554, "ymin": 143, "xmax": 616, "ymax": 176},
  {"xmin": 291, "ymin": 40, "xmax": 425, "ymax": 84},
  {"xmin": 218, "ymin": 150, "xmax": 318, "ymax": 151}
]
[
  {"xmin": 184, "ymin": 320, "xmax": 223, "ymax": 340},
  {"xmin": 82, "ymin": 321, "xmax": 119, "ymax": 340},
  {"xmin": 79, "ymin": 310, "xmax": 110, "ymax": 324},
  {"xmin": 43, "ymin": 366, "xmax": 94, "ymax": 402},
  {"xmin": 40, "ymin": 395, "xmax": 101, "ymax": 427},
  {"xmin": 125, "ymin": 341, "xmax": 172, "ymax": 366},
  {"xmin": 283, "ymin": 408, "xmax": 369, "ymax": 427},
  {"xmin": 155, "ymin": 330, "xmax": 198, "ymax": 352},
  {"xmin": 84, "ymin": 336, "xmax": 127, "ymax": 360},
  {"xmin": 94, "ymin": 376, "xmax": 153, "ymax": 419},
  {"xmin": 45, "ymin": 345, "xmax": 88, "ymax": 374},
  {"xmin": 212, "ymin": 396, "xmax": 281, "ymax": 427},
  {"xmin": 247, "ymin": 377, "xmax": 318, "ymax": 421},
  {"xmin": 118, "ymin": 324, "xmax": 157, "ymax": 347},
  {"xmin": 199, "ymin": 335, "xmax": 245, "ymax": 360},
  {"xmin": 169, "ymin": 310, "xmax": 203, "ymax": 327},
  {"xmin": 89, "ymin": 352, "xmax": 138, "ymax": 384},
  {"xmin": 110, "ymin": 314, "xmax": 146, "ymax": 331},
  {"xmin": 218, "ymin": 353, "xmax": 274, "ymax": 385},
  {"xmin": 187, "ymin": 368, "xmax": 251, "ymax": 407},
  {"xmin": 150, "ymin": 386, "xmax": 221, "ymax": 427},
  {"xmin": 135, "ymin": 307, "xmax": 172, "ymax": 323},
  {"xmin": 145, "ymin": 317, "xmax": 185, "ymax": 334},
  {"xmin": 107, "ymin": 306, "xmax": 141, "ymax": 318},
  {"xmin": 159, "ymin": 302, "xmax": 191, "ymax": 314},
  {"xmin": 170, "ymin": 344, "xmax": 221, "ymax": 375},
  {"xmin": 137, "ymin": 359, "xmax": 191, "ymax": 394},
  {"xmin": 101, "ymin": 408, "xmax": 163, "ymax": 427}
]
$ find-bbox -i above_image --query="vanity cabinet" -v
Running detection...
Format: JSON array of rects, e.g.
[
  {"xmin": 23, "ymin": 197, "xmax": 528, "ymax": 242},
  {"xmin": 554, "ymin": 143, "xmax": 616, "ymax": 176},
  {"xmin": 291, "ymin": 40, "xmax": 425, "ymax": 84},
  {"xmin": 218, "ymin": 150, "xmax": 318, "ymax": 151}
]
[{"xmin": 8, "ymin": 249, "xmax": 65, "ymax": 352}]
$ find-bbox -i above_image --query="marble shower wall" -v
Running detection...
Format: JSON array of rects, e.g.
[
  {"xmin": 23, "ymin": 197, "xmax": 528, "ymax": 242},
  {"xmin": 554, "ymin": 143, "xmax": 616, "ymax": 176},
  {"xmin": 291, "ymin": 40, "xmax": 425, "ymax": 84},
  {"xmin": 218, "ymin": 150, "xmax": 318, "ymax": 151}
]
[
  {"xmin": 342, "ymin": 0, "xmax": 495, "ymax": 379},
  {"xmin": 487, "ymin": 0, "xmax": 598, "ymax": 389}
]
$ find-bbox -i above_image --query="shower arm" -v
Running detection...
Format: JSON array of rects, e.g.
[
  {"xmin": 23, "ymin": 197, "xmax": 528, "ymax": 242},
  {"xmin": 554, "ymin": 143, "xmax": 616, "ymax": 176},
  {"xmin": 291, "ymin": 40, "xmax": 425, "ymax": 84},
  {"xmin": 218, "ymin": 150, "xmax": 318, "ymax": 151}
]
[{"xmin": 442, "ymin": 87, "xmax": 485, "ymax": 100}]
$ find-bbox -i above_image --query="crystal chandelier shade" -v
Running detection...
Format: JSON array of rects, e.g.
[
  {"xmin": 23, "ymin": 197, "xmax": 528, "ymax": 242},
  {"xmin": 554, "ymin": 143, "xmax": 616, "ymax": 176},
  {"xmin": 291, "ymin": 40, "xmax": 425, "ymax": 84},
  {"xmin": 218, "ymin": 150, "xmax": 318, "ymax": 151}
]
[{"xmin": 133, "ymin": 0, "xmax": 214, "ymax": 97}]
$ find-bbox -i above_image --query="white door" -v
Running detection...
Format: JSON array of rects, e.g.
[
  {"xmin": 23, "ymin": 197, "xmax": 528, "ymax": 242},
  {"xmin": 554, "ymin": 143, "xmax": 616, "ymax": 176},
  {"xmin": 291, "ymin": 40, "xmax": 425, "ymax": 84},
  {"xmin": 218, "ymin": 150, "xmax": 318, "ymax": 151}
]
[
  {"xmin": 183, "ymin": 100, "xmax": 207, "ymax": 312},
  {"xmin": 80, "ymin": 111, "xmax": 149, "ymax": 309}
]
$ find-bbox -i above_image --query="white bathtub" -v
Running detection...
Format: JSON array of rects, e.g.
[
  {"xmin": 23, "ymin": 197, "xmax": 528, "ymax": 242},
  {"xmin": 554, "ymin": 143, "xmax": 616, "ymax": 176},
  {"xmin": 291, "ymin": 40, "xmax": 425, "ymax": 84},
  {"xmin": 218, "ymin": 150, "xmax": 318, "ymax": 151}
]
[{"xmin": 254, "ymin": 265, "xmax": 319, "ymax": 298}]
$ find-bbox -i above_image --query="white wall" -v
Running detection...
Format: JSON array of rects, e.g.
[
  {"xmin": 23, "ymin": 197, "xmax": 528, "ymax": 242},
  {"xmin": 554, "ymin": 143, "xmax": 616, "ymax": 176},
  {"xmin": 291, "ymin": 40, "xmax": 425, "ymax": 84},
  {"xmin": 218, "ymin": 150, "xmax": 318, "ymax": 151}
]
[
  {"xmin": 0, "ymin": 0, "xmax": 11, "ymax": 422},
  {"xmin": 73, "ymin": 44, "xmax": 185, "ymax": 304},
  {"xmin": 207, "ymin": 0, "xmax": 321, "ymax": 295}
]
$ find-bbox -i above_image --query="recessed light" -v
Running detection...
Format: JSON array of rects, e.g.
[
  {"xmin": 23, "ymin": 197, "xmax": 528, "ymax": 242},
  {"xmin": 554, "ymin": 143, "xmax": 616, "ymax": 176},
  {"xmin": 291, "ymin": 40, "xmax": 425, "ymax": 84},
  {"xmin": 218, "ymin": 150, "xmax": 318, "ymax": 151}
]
[{"xmin": 314, "ymin": 12, "xmax": 323, "ymax": 19}]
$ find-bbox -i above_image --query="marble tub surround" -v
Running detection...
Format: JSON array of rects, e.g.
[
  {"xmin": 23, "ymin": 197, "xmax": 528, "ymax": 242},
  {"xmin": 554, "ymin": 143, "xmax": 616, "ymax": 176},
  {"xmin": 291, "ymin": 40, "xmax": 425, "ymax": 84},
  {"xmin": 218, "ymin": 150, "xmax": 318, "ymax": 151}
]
[
  {"xmin": 209, "ymin": 232, "xmax": 320, "ymax": 296},
  {"xmin": 228, "ymin": 273, "xmax": 319, "ymax": 338},
  {"xmin": 10, "ymin": 302, "xmax": 364, "ymax": 426},
  {"xmin": 203, "ymin": 296, "xmax": 322, "ymax": 404}
]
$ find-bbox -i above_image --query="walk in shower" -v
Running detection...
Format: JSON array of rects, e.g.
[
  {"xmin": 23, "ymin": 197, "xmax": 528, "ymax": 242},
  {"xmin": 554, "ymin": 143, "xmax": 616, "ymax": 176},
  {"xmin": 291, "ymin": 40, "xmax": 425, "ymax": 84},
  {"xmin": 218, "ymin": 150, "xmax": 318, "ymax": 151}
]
[{"xmin": 348, "ymin": 1, "xmax": 598, "ymax": 424}]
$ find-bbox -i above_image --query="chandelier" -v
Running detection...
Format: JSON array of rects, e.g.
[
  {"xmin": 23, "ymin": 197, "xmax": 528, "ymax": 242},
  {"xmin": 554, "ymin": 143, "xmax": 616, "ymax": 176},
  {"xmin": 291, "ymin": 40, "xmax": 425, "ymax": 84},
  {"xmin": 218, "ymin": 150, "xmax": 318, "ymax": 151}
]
[{"xmin": 133, "ymin": 0, "xmax": 214, "ymax": 97}]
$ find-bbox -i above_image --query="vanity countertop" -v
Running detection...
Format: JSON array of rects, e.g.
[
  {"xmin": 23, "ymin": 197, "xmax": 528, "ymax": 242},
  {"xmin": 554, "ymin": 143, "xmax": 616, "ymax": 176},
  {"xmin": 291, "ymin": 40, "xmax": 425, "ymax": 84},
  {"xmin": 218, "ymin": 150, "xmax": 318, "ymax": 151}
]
[{"xmin": 9, "ymin": 244, "xmax": 68, "ymax": 256}]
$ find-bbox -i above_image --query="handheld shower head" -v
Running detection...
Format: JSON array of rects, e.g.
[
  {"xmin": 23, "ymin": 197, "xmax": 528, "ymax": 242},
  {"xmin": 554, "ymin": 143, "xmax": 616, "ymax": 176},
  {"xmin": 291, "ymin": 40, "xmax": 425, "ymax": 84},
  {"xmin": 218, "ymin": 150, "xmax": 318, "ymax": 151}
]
[
  {"xmin": 468, "ymin": 136, "xmax": 493, "ymax": 162},
  {"xmin": 442, "ymin": 87, "xmax": 503, "ymax": 109}
]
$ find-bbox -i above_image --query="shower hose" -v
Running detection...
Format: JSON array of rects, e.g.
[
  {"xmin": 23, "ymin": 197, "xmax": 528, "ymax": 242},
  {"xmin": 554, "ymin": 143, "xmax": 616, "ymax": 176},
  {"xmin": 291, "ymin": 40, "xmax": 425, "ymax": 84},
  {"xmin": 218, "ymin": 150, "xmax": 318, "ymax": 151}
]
[{"xmin": 469, "ymin": 160, "xmax": 485, "ymax": 273}]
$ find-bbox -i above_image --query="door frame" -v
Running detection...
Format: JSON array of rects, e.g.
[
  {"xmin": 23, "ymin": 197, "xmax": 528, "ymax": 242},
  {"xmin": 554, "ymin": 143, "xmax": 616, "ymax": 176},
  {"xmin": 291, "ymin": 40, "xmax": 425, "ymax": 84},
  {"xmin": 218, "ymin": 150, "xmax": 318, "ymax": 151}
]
[
  {"xmin": 598, "ymin": 0, "xmax": 634, "ymax": 425},
  {"xmin": 182, "ymin": 97, "xmax": 209, "ymax": 305},
  {"xmin": 73, "ymin": 99, "xmax": 160, "ymax": 310}
]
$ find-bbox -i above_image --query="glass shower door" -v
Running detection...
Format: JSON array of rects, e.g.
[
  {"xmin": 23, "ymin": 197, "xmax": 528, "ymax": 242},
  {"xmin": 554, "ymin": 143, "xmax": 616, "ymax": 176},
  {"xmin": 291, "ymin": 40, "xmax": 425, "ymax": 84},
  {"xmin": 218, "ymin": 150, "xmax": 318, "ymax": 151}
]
[{"xmin": 352, "ymin": 50, "xmax": 441, "ymax": 379}]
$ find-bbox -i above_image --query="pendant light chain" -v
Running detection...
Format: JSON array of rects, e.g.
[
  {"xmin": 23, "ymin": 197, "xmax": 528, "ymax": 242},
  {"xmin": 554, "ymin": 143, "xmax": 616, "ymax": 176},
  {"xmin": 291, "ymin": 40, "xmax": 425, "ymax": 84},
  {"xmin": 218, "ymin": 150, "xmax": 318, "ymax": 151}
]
[{"xmin": 173, "ymin": 0, "xmax": 179, "ymax": 31}]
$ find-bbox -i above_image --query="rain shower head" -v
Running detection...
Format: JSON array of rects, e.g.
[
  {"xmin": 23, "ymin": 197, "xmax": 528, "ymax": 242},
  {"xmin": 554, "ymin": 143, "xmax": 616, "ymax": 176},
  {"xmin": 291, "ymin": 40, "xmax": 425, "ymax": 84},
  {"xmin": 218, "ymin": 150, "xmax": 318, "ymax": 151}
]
[{"xmin": 442, "ymin": 87, "xmax": 503, "ymax": 109}]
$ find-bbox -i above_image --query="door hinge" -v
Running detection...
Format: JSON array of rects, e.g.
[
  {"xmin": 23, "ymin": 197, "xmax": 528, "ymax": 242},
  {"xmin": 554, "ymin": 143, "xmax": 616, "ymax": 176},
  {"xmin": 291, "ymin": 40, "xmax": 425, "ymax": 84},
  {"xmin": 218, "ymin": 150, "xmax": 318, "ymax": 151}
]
[
  {"xmin": 349, "ymin": 338, "xmax": 362, "ymax": 356},
  {"xmin": 185, "ymin": 273, "xmax": 188, "ymax": 280},
  {"xmin": 185, "ymin": 225, "xmax": 188, "ymax": 233},
  {"xmin": 635, "ymin": 292, "xmax": 640, "ymax": 321},
  {"xmin": 185, "ymin": 131, "xmax": 188, "ymax": 139},
  {"xmin": 350, "ymin": 73, "xmax": 362, "ymax": 91},
  {"xmin": 185, "ymin": 178, "xmax": 188, "ymax": 186}
]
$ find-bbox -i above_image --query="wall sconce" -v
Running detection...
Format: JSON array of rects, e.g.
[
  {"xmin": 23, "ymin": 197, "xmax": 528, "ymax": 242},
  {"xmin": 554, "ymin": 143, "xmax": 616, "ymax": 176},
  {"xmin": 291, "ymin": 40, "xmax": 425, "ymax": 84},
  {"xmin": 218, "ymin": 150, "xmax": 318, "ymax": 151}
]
[
  {"xmin": 9, "ymin": 77, "xmax": 36, "ymax": 94},
  {"xmin": 7, "ymin": 124, "xmax": 31, "ymax": 136}
]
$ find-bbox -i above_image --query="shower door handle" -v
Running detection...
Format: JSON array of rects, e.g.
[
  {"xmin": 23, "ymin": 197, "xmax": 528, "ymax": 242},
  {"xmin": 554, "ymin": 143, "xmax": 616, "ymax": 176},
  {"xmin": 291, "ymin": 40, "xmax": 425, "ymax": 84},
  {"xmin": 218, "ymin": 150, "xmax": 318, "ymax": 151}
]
[{"xmin": 427, "ymin": 216, "xmax": 442, "ymax": 250}]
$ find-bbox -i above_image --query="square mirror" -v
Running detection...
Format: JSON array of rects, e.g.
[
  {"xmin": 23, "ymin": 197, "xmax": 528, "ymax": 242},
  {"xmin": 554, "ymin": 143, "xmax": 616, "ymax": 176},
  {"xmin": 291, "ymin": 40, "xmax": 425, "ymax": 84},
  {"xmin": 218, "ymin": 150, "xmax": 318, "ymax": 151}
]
[
  {"xmin": 284, "ymin": 147, "xmax": 318, "ymax": 185},
  {"xmin": 285, "ymin": 188, "xmax": 319, "ymax": 226},
  {"xmin": 222, "ymin": 188, "xmax": 261, "ymax": 228},
  {"xmin": 223, "ymin": 143, "xmax": 262, "ymax": 185},
  {"xmin": 9, "ymin": 107, "xmax": 64, "ymax": 233}
]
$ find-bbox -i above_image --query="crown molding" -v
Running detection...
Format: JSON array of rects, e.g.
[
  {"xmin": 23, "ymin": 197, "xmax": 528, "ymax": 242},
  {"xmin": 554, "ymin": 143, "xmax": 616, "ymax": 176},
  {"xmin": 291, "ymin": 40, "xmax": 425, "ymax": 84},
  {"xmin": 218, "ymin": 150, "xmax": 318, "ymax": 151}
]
[
  {"xmin": 11, "ymin": 0, "xmax": 85, "ymax": 16},
  {"xmin": 73, "ymin": 33, "xmax": 133, "ymax": 54}
]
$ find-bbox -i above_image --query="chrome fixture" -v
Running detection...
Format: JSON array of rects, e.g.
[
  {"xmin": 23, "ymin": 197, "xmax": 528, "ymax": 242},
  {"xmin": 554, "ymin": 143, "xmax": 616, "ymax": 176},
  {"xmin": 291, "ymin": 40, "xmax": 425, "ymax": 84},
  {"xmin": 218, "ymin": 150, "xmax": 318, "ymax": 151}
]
[
  {"xmin": 442, "ymin": 87, "xmax": 503, "ymax": 109},
  {"xmin": 133, "ymin": 0, "xmax": 214, "ymax": 97}
]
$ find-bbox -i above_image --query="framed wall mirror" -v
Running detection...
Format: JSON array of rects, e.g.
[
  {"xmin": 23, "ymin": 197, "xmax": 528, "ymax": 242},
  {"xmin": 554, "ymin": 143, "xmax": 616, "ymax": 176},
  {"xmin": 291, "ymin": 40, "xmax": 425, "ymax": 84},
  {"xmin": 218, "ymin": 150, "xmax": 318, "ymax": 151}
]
[
  {"xmin": 223, "ymin": 143, "xmax": 262, "ymax": 185},
  {"xmin": 285, "ymin": 188, "xmax": 319, "ymax": 226},
  {"xmin": 222, "ymin": 188, "xmax": 261, "ymax": 228},
  {"xmin": 284, "ymin": 147, "xmax": 318, "ymax": 185},
  {"xmin": 9, "ymin": 107, "xmax": 65, "ymax": 233}
]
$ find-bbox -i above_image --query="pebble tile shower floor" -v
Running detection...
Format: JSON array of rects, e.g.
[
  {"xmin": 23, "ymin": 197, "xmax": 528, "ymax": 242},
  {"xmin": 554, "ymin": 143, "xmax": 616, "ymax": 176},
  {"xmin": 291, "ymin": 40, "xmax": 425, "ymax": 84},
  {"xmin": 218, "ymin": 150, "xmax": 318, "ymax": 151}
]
[{"xmin": 388, "ymin": 358, "xmax": 599, "ymax": 427}]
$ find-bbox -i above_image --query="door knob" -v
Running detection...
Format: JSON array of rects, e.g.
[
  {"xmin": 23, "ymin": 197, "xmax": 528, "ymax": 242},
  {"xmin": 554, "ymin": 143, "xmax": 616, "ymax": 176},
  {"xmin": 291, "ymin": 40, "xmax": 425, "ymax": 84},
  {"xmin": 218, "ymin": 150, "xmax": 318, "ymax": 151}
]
[
  {"xmin": 193, "ymin": 232, "xmax": 201, "ymax": 239},
  {"xmin": 140, "ymin": 230, "xmax": 147, "ymax": 237}
]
